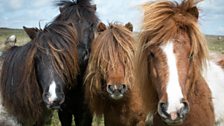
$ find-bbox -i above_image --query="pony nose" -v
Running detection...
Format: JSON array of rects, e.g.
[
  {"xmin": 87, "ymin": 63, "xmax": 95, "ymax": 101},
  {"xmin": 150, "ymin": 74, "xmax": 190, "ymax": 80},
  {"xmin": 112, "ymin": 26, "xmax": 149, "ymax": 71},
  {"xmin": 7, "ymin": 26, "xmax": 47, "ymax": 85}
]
[
  {"xmin": 106, "ymin": 84, "xmax": 128, "ymax": 94},
  {"xmin": 43, "ymin": 92, "xmax": 65, "ymax": 108},
  {"xmin": 158, "ymin": 101, "xmax": 189, "ymax": 121}
]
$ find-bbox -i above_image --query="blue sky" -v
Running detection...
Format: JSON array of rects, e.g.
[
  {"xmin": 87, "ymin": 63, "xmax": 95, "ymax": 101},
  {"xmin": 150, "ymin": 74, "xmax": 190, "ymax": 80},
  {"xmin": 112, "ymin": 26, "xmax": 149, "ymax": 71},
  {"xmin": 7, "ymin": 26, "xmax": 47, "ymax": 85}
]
[{"xmin": 0, "ymin": 0, "xmax": 223, "ymax": 35}]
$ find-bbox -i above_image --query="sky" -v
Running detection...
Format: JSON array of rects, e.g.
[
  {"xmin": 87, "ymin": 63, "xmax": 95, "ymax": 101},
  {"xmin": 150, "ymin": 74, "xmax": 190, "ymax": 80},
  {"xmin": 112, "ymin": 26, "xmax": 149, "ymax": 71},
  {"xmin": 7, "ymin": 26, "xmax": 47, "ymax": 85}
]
[{"xmin": 0, "ymin": 0, "xmax": 223, "ymax": 35}]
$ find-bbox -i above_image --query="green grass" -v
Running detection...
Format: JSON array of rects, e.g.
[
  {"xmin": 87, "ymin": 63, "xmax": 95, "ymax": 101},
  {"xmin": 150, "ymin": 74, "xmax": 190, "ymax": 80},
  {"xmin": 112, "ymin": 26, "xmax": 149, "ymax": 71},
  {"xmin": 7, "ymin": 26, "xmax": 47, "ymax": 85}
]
[
  {"xmin": 206, "ymin": 35, "xmax": 224, "ymax": 54},
  {"xmin": 50, "ymin": 111, "xmax": 104, "ymax": 126},
  {"xmin": 0, "ymin": 28, "xmax": 223, "ymax": 125},
  {"xmin": 0, "ymin": 28, "xmax": 30, "ymax": 45},
  {"xmin": 51, "ymin": 112, "xmax": 61, "ymax": 126}
]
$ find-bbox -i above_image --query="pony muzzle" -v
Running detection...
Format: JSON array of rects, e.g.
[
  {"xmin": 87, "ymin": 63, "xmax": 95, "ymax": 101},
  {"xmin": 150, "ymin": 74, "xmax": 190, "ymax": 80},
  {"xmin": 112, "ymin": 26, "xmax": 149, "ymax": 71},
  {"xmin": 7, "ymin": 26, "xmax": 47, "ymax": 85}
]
[
  {"xmin": 43, "ymin": 92, "xmax": 65, "ymax": 109},
  {"xmin": 157, "ymin": 100, "xmax": 190, "ymax": 125},
  {"xmin": 106, "ymin": 84, "xmax": 128, "ymax": 100}
]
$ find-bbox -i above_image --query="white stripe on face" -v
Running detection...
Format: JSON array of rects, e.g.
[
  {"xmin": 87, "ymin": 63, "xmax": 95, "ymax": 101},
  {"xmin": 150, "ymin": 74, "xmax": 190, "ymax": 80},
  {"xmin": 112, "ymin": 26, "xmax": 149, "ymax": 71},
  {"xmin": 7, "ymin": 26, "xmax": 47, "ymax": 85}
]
[
  {"xmin": 48, "ymin": 81, "xmax": 57, "ymax": 103},
  {"xmin": 161, "ymin": 41, "xmax": 184, "ymax": 114}
]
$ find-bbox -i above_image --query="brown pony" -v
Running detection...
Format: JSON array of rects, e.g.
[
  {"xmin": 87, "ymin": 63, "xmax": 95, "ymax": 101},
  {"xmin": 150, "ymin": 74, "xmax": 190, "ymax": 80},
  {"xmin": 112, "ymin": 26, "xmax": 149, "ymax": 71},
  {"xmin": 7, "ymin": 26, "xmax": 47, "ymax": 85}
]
[
  {"xmin": 85, "ymin": 22, "xmax": 146, "ymax": 126},
  {"xmin": 136, "ymin": 0, "xmax": 215, "ymax": 125}
]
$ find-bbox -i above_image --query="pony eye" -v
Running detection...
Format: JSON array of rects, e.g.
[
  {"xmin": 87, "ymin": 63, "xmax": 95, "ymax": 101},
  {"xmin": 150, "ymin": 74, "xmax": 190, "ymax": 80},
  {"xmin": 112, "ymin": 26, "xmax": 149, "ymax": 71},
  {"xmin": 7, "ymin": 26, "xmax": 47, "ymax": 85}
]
[
  {"xmin": 149, "ymin": 52, "xmax": 155, "ymax": 58},
  {"xmin": 188, "ymin": 53, "xmax": 193, "ymax": 60}
]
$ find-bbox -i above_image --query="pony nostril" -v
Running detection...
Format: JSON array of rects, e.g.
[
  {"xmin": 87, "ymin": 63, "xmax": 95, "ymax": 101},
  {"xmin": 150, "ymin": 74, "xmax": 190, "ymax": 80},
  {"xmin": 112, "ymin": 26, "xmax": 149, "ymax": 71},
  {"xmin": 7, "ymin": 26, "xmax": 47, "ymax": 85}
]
[
  {"xmin": 118, "ymin": 84, "xmax": 128, "ymax": 94},
  {"xmin": 43, "ymin": 92, "xmax": 50, "ymax": 100},
  {"xmin": 158, "ymin": 102, "xmax": 169, "ymax": 118},
  {"xmin": 160, "ymin": 102, "xmax": 167, "ymax": 113},
  {"xmin": 42, "ymin": 92, "xmax": 52, "ymax": 105},
  {"xmin": 58, "ymin": 94, "xmax": 65, "ymax": 104},
  {"xmin": 179, "ymin": 101, "xmax": 190, "ymax": 118},
  {"xmin": 106, "ymin": 84, "xmax": 114, "ymax": 94},
  {"xmin": 53, "ymin": 98, "xmax": 63, "ymax": 105}
]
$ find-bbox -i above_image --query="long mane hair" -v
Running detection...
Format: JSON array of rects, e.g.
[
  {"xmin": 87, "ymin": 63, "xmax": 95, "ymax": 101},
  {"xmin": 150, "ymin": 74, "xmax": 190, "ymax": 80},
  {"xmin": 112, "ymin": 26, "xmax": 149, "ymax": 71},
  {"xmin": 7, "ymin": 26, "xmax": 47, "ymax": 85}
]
[
  {"xmin": 85, "ymin": 23, "xmax": 135, "ymax": 114},
  {"xmin": 136, "ymin": 0, "xmax": 209, "ymax": 111},
  {"xmin": 55, "ymin": 0, "xmax": 98, "ymax": 26},
  {"xmin": 0, "ymin": 22, "xmax": 79, "ymax": 124}
]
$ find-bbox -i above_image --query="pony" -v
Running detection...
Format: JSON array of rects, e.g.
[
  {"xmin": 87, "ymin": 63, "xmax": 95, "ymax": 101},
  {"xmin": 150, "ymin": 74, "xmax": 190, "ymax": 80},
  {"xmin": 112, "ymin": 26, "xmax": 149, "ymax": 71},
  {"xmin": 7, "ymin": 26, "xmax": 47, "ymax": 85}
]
[
  {"xmin": 85, "ymin": 22, "xmax": 146, "ymax": 126},
  {"xmin": 136, "ymin": 0, "xmax": 215, "ymax": 125},
  {"xmin": 0, "ymin": 103, "xmax": 20, "ymax": 126},
  {"xmin": 23, "ymin": 0, "xmax": 99, "ymax": 125},
  {"xmin": 0, "ymin": 49, "xmax": 20, "ymax": 126},
  {"xmin": 202, "ymin": 58, "xmax": 224, "ymax": 125},
  {"xmin": 53, "ymin": 0, "xmax": 99, "ymax": 125},
  {"xmin": 203, "ymin": 60, "xmax": 224, "ymax": 126},
  {"xmin": 0, "ymin": 22, "xmax": 79, "ymax": 126}
]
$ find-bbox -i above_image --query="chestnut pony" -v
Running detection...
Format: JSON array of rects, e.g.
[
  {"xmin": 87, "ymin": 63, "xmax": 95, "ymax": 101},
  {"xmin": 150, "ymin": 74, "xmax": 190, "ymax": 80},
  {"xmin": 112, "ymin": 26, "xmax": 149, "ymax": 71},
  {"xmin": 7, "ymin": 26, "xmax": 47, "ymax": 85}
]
[
  {"xmin": 85, "ymin": 22, "xmax": 146, "ymax": 126},
  {"xmin": 136, "ymin": 0, "xmax": 215, "ymax": 125}
]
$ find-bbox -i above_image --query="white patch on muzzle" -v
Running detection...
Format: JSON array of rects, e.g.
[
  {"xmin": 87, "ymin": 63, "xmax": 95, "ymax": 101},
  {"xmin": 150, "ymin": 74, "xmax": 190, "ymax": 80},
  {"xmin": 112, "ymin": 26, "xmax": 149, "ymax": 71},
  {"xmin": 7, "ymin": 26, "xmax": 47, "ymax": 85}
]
[
  {"xmin": 48, "ymin": 81, "xmax": 57, "ymax": 103},
  {"xmin": 161, "ymin": 42, "xmax": 184, "ymax": 114}
]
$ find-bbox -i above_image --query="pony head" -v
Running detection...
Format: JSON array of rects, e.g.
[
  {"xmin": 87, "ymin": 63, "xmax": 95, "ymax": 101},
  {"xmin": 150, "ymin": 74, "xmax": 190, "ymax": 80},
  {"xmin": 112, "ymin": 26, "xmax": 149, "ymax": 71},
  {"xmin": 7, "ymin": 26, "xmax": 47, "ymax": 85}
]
[
  {"xmin": 56, "ymin": 0, "xmax": 98, "ymax": 66},
  {"xmin": 23, "ymin": 23, "xmax": 79, "ymax": 109},
  {"xmin": 138, "ymin": 0, "xmax": 208, "ymax": 124},
  {"xmin": 85, "ymin": 22, "xmax": 135, "ymax": 104}
]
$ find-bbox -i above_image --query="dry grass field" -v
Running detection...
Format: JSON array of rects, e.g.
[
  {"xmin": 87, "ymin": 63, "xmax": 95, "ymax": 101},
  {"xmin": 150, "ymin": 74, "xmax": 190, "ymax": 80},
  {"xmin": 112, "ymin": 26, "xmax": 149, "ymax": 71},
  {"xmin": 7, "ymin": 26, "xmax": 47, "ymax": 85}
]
[{"xmin": 0, "ymin": 28, "xmax": 223, "ymax": 126}]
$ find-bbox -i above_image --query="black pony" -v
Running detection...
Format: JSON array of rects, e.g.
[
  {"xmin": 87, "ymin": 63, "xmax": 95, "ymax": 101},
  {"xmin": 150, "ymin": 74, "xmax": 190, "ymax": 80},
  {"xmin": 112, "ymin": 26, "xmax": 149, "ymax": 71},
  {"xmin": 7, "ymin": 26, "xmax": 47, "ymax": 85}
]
[
  {"xmin": 0, "ymin": 22, "xmax": 79, "ymax": 126},
  {"xmin": 0, "ymin": 0, "xmax": 98, "ymax": 125},
  {"xmin": 53, "ymin": 0, "xmax": 99, "ymax": 125}
]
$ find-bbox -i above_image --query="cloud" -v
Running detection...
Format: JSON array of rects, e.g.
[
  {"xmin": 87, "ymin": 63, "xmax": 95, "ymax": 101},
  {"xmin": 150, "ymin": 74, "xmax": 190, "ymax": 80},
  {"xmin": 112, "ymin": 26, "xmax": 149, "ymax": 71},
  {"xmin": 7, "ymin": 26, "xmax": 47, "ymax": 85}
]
[
  {"xmin": 32, "ymin": 0, "xmax": 54, "ymax": 7},
  {"xmin": 0, "ymin": 0, "xmax": 223, "ymax": 35},
  {"xmin": 217, "ymin": 27, "xmax": 224, "ymax": 34},
  {"xmin": 0, "ymin": 0, "xmax": 59, "ymax": 28},
  {"xmin": 0, "ymin": 0, "xmax": 24, "ymax": 13},
  {"xmin": 198, "ymin": 0, "xmax": 224, "ymax": 35},
  {"xmin": 94, "ymin": 0, "xmax": 144, "ymax": 31}
]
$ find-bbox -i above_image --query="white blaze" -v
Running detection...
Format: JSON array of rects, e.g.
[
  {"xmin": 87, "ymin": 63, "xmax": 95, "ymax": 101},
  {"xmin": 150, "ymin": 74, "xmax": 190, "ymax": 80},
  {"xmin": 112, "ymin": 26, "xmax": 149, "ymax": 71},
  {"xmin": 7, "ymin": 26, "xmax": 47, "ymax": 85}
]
[
  {"xmin": 161, "ymin": 42, "xmax": 184, "ymax": 114},
  {"xmin": 48, "ymin": 81, "xmax": 57, "ymax": 103}
]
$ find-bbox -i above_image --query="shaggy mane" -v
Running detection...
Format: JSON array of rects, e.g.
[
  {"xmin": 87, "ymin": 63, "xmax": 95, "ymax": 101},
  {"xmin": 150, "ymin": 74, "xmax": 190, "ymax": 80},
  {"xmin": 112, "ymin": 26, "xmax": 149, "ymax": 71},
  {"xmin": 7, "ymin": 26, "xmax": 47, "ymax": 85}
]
[
  {"xmin": 55, "ymin": 0, "xmax": 98, "ymax": 26},
  {"xmin": 136, "ymin": 0, "xmax": 209, "ymax": 112},
  {"xmin": 0, "ymin": 22, "xmax": 78, "ymax": 124},
  {"xmin": 85, "ymin": 23, "xmax": 136, "ymax": 114},
  {"xmin": 139, "ymin": 0, "xmax": 208, "ymax": 69}
]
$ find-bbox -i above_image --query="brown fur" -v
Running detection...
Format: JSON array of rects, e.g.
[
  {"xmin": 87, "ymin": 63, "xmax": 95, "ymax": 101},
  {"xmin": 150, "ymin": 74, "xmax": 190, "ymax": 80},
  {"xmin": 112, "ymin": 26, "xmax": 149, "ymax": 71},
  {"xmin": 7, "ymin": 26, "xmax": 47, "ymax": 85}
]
[
  {"xmin": 85, "ymin": 23, "xmax": 146, "ymax": 125},
  {"xmin": 0, "ymin": 22, "xmax": 78, "ymax": 125},
  {"xmin": 136, "ymin": 0, "xmax": 214, "ymax": 125}
]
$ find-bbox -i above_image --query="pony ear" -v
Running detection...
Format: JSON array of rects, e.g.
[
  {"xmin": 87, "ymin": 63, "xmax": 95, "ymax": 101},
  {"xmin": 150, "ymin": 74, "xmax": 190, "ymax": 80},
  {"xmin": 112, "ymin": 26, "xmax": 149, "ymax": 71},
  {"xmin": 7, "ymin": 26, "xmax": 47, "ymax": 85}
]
[
  {"xmin": 97, "ymin": 22, "xmax": 107, "ymax": 32},
  {"xmin": 59, "ymin": 6, "xmax": 65, "ymax": 13},
  {"xmin": 23, "ymin": 26, "xmax": 38, "ymax": 40},
  {"xmin": 187, "ymin": 6, "xmax": 199, "ymax": 19},
  {"xmin": 92, "ymin": 4, "xmax": 96, "ymax": 11},
  {"xmin": 125, "ymin": 22, "xmax": 133, "ymax": 32}
]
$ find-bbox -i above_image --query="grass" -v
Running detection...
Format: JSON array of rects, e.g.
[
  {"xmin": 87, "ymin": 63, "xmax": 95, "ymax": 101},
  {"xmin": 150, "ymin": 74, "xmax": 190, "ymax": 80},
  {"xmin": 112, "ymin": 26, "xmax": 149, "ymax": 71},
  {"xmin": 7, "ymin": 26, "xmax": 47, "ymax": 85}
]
[
  {"xmin": 206, "ymin": 35, "xmax": 224, "ymax": 54},
  {"xmin": 50, "ymin": 111, "xmax": 104, "ymax": 126},
  {"xmin": 0, "ymin": 28, "xmax": 30, "ymax": 46},
  {"xmin": 0, "ymin": 28, "xmax": 223, "ymax": 125}
]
